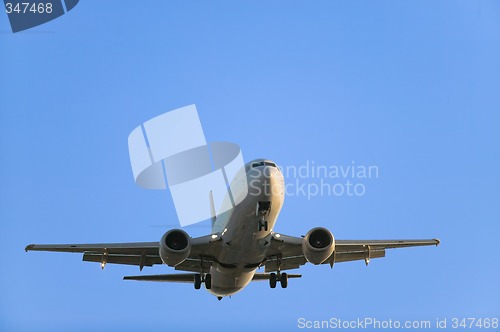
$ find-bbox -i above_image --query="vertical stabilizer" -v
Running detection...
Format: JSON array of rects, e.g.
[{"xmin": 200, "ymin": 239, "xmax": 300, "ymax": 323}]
[{"xmin": 210, "ymin": 191, "xmax": 217, "ymax": 232}]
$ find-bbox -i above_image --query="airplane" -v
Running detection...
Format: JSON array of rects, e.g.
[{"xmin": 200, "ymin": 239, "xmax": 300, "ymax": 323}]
[{"xmin": 25, "ymin": 158, "xmax": 439, "ymax": 300}]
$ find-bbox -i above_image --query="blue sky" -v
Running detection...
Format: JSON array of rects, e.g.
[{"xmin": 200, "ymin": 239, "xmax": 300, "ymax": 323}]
[{"xmin": 1, "ymin": 1, "xmax": 499, "ymax": 331}]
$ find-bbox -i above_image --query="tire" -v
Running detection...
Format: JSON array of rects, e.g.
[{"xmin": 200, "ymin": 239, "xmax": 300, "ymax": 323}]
[
  {"xmin": 269, "ymin": 272, "xmax": 277, "ymax": 288},
  {"xmin": 194, "ymin": 274, "xmax": 201, "ymax": 290},
  {"xmin": 205, "ymin": 273, "xmax": 212, "ymax": 289},
  {"xmin": 280, "ymin": 272, "xmax": 288, "ymax": 288}
]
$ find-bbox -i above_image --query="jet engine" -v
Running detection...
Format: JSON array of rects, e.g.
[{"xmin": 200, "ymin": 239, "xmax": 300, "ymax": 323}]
[
  {"xmin": 302, "ymin": 227, "xmax": 335, "ymax": 265},
  {"xmin": 159, "ymin": 229, "xmax": 191, "ymax": 266}
]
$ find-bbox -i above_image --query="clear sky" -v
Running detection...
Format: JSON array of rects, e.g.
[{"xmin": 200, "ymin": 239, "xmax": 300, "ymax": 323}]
[{"xmin": 1, "ymin": 1, "xmax": 499, "ymax": 331}]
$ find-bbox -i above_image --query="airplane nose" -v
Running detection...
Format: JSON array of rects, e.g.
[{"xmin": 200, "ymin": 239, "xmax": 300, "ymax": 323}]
[
  {"xmin": 263, "ymin": 166, "xmax": 284, "ymax": 196},
  {"xmin": 247, "ymin": 162, "xmax": 284, "ymax": 198},
  {"xmin": 262, "ymin": 165, "xmax": 272, "ymax": 178}
]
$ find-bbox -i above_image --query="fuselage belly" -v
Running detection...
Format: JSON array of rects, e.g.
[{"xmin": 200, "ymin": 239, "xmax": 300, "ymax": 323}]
[{"xmin": 209, "ymin": 161, "xmax": 284, "ymax": 297}]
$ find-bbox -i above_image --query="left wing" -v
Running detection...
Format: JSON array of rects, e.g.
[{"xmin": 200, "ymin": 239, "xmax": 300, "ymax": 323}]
[
  {"xmin": 265, "ymin": 233, "xmax": 440, "ymax": 272},
  {"xmin": 25, "ymin": 234, "xmax": 221, "ymax": 272},
  {"xmin": 25, "ymin": 242, "xmax": 162, "ymax": 269}
]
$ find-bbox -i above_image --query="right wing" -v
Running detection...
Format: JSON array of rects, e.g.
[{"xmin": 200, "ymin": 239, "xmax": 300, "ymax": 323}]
[{"xmin": 265, "ymin": 234, "xmax": 439, "ymax": 272}]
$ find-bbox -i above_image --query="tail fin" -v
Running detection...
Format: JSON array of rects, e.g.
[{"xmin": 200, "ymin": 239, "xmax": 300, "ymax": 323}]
[{"xmin": 210, "ymin": 190, "xmax": 217, "ymax": 232}]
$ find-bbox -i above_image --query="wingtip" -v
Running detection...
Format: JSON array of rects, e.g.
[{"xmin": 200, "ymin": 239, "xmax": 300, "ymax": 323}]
[
  {"xmin": 434, "ymin": 238, "xmax": 440, "ymax": 246},
  {"xmin": 25, "ymin": 244, "xmax": 34, "ymax": 252}
]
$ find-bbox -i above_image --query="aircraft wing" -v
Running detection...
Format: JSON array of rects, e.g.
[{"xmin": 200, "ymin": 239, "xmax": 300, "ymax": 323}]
[
  {"xmin": 265, "ymin": 234, "xmax": 440, "ymax": 272},
  {"xmin": 25, "ymin": 234, "xmax": 439, "ymax": 273},
  {"xmin": 25, "ymin": 234, "xmax": 222, "ymax": 272}
]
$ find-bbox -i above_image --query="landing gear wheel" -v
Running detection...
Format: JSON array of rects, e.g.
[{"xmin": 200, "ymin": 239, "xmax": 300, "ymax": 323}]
[
  {"xmin": 280, "ymin": 272, "xmax": 288, "ymax": 288},
  {"xmin": 205, "ymin": 273, "xmax": 212, "ymax": 289},
  {"xmin": 269, "ymin": 272, "xmax": 277, "ymax": 288},
  {"xmin": 258, "ymin": 220, "xmax": 268, "ymax": 232},
  {"xmin": 194, "ymin": 274, "xmax": 201, "ymax": 290}
]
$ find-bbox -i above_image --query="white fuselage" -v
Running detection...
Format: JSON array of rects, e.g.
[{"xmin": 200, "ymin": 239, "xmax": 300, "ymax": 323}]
[{"xmin": 208, "ymin": 160, "xmax": 285, "ymax": 297}]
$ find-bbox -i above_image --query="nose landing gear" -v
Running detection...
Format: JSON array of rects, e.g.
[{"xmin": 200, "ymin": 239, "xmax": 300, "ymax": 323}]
[
  {"xmin": 258, "ymin": 219, "xmax": 268, "ymax": 232},
  {"xmin": 257, "ymin": 201, "xmax": 271, "ymax": 232}
]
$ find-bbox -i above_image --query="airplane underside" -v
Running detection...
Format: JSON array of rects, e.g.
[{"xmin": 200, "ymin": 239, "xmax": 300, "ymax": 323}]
[{"xmin": 25, "ymin": 159, "xmax": 439, "ymax": 300}]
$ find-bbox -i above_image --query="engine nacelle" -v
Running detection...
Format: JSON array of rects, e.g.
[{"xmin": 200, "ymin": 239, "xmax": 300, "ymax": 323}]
[
  {"xmin": 302, "ymin": 227, "xmax": 335, "ymax": 265},
  {"xmin": 159, "ymin": 229, "xmax": 191, "ymax": 266}
]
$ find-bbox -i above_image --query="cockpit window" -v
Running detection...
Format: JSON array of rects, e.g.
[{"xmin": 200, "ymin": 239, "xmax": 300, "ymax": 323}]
[{"xmin": 251, "ymin": 161, "xmax": 277, "ymax": 168}]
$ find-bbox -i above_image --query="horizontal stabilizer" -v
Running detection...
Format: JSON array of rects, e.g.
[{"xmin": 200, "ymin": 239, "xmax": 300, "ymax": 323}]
[
  {"xmin": 123, "ymin": 273, "xmax": 302, "ymax": 283},
  {"xmin": 124, "ymin": 273, "xmax": 197, "ymax": 283}
]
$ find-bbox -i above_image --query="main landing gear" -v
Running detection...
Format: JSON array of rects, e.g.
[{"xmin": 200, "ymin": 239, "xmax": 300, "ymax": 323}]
[
  {"xmin": 194, "ymin": 273, "xmax": 211, "ymax": 290},
  {"xmin": 194, "ymin": 256, "xmax": 211, "ymax": 290},
  {"xmin": 269, "ymin": 272, "xmax": 288, "ymax": 289},
  {"xmin": 269, "ymin": 254, "xmax": 288, "ymax": 288}
]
